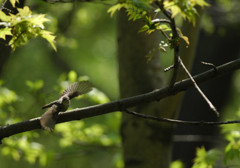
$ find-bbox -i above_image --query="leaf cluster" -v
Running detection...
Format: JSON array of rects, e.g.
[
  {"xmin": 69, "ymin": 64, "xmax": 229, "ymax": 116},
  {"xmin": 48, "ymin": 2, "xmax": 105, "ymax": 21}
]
[
  {"xmin": 0, "ymin": 6, "xmax": 56, "ymax": 51},
  {"xmin": 192, "ymin": 147, "xmax": 220, "ymax": 168},
  {"xmin": 108, "ymin": 0, "xmax": 206, "ymax": 56},
  {"xmin": 108, "ymin": 0, "xmax": 149, "ymax": 21},
  {"xmin": 164, "ymin": 0, "xmax": 209, "ymax": 25},
  {"xmin": 108, "ymin": 0, "xmax": 208, "ymax": 26},
  {"xmin": 190, "ymin": 131, "xmax": 240, "ymax": 168},
  {"xmin": 1, "ymin": 133, "xmax": 47, "ymax": 166}
]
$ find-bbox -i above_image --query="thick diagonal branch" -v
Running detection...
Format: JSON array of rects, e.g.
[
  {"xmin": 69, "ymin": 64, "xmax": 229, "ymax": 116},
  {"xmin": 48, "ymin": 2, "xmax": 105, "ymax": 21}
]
[{"xmin": 0, "ymin": 59, "xmax": 240, "ymax": 142}]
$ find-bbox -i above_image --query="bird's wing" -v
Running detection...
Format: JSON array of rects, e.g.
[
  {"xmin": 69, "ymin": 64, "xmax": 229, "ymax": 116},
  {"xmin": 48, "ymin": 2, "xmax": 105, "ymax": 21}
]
[
  {"xmin": 40, "ymin": 105, "xmax": 59, "ymax": 131},
  {"xmin": 41, "ymin": 100, "xmax": 58, "ymax": 109},
  {"xmin": 60, "ymin": 81, "xmax": 92, "ymax": 100}
]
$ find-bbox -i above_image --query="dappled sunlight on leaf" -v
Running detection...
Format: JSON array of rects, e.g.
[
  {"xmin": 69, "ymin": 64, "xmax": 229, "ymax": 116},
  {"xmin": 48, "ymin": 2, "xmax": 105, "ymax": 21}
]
[
  {"xmin": 192, "ymin": 147, "xmax": 221, "ymax": 168},
  {"xmin": 0, "ymin": 6, "xmax": 56, "ymax": 51},
  {"xmin": 89, "ymin": 88, "xmax": 110, "ymax": 104},
  {"xmin": 170, "ymin": 160, "xmax": 185, "ymax": 168},
  {"xmin": 56, "ymin": 121, "xmax": 119, "ymax": 148},
  {"xmin": 1, "ymin": 132, "xmax": 48, "ymax": 166}
]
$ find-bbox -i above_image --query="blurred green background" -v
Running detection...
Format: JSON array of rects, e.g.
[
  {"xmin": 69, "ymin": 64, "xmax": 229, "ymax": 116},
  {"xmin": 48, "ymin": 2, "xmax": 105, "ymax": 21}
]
[{"xmin": 1, "ymin": 0, "xmax": 240, "ymax": 167}]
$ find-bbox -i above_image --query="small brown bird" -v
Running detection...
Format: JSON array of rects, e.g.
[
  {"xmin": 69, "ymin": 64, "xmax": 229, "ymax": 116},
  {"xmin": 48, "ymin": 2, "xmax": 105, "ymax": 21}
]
[{"xmin": 40, "ymin": 81, "xmax": 92, "ymax": 131}]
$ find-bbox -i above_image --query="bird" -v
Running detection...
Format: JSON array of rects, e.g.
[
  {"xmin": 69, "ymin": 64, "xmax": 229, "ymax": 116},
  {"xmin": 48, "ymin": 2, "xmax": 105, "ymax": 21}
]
[{"xmin": 40, "ymin": 81, "xmax": 92, "ymax": 131}]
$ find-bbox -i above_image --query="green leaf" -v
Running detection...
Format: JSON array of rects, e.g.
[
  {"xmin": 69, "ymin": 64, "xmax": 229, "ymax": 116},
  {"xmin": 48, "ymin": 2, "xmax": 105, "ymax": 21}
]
[
  {"xmin": 25, "ymin": 80, "xmax": 44, "ymax": 92},
  {"xmin": 163, "ymin": 0, "xmax": 201, "ymax": 24},
  {"xmin": 180, "ymin": 35, "xmax": 189, "ymax": 45},
  {"xmin": 17, "ymin": 6, "xmax": 32, "ymax": 17},
  {"xmin": 0, "ymin": 6, "xmax": 56, "ymax": 51},
  {"xmin": 170, "ymin": 160, "xmax": 185, "ymax": 168},
  {"xmin": 39, "ymin": 30, "xmax": 57, "ymax": 51},
  {"xmin": 224, "ymin": 131, "xmax": 240, "ymax": 164},
  {"xmin": 138, "ymin": 24, "xmax": 150, "ymax": 33},
  {"xmin": 193, "ymin": 146, "xmax": 220, "ymax": 168},
  {"xmin": 158, "ymin": 24, "xmax": 171, "ymax": 31},
  {"xmin": 0, "ymin": 28, "xmax": 12, "ymax": 40},
  {"xmin": 193, "ymin": 0, "xmax": 209, "ymax": 7},
  {"xmin": 27, "ymin": 14, "xmax": 50, "ymax": 29},
  {"xmin": 108, "ymin": 3, "xmax": 126, "ymax": 17},
  {"xmin": 0, "ymin": 11, "xmax": 11, "ymax": 22},
  {"xmin": 10, "ymin": 0, "xmax": 19, "ymax": 8},
  {"xmin": 89, "ymin": 88, "xmax": 110, "ymax": 104},
  {"xmin": 177, "ymin": 28, "xmax": 190, "ymax": 45},
  {"xmin": 68, "ymin": 71, "xmax": 78, "ymax": 82},
  {"xmin": 132, "ymin": 0, "xmax": 151, "ymax": 10},
  {"xmin": 0, "ymin": 86, "xmax": 18, "ymax": 107}
]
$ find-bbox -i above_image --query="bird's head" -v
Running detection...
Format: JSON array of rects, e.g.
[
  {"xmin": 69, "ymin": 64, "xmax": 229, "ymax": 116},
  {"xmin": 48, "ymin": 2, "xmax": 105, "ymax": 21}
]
[{"xmin": 59, "ymin": 96, "xmax": 69, "ymax": 104}]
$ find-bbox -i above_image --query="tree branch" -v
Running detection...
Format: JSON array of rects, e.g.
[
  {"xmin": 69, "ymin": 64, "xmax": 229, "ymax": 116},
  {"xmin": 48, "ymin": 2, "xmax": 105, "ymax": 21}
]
[
  {"xmin": 1, "ymin": 58, "xmax": 240, "ymax": 142},
  {"xmin": 124, "ymin": 109, "xmax": 240, "ymax": 125},
  {"xmin": 178, "ymin": 56, "xmax": 219, "ymax": 117},
  {"xmin": 155, "ymin": 0, "xmax": 180, "ymax": 88}
]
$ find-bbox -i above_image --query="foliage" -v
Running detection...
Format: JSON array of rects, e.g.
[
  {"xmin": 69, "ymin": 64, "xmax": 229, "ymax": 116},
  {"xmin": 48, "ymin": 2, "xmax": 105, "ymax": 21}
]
[
  {"xmin": 0, "ymin": 6, "xmax": 56, "ymax": 51},
  {"xmin": 108, "ymin": 0, "xmax": 205, "ymax": 57},
  {"xmin": 170, "ymin": 160, "xmax": 185, "ymax": 168},
  {"xmin": 189, "ymin": 130, "xmax": 240, "ymax": 168},
  {"xmin": 1, "ymin": 133, "xmax": 48, "ymax": 166},
  {"xmin": 192, "ymin": 147, "xmax": 220, "ymax": 168},
  {"xmin": 0, "ymin": 81, "xmax": 18, "ymax": 119},
  {"xmin": 163, "ymin": 0, "xmax": 209, "ymax": 24},
  {"xmin": 108, "ymin": 0, "xmax": 208, "ymax": 28},
  {"xmin": 224, "ymin": 131, "xmax": 240, "ymax": 164}
]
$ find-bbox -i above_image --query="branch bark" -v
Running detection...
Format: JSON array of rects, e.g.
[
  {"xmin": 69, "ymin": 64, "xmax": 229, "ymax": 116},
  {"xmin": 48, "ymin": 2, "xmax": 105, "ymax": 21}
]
[{"xmin": 1, "ymin": 58, "xmax": 240, "ymax": 143}]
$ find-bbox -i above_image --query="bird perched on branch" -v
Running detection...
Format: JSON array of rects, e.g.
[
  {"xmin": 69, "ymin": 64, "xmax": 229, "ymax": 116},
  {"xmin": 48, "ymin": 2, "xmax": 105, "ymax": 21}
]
[{"xmin": 40, "ymin": 81, "xmax": 92, "ymax": 131}]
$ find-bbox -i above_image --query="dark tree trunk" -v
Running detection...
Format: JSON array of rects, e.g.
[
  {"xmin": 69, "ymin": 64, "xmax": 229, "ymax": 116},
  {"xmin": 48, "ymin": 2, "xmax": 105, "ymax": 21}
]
[
  {"xmin": 0, "ymin": 0, "xmax": 25, "ymax": 76},
  {"xmin": 172, "ymin": 3, "xmax": 240, "ymax": 167}
]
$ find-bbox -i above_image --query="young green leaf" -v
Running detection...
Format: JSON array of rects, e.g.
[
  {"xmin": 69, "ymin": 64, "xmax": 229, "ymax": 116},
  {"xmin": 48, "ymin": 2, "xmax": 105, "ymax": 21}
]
[
  {"xmin": 193, "ymin": 146, "xmax": 221, "ymax": 168},
  {"xmin": 0, "ymin": 11, "xmax": 11, "ymax": 22},
  {"xmin": 108, "ymin": 3, "xmax": 126, "ymax": 17},
  {"xmin": 0, "ymin": 28, "xmax": 12, "ymax": 40},
  {"xmin": 39, "ymin": 30, "xmax": 57, "ymax": 51},
  {"xmin": 10, "ymin": 0, "xmax": 19, "ymax": 8}
]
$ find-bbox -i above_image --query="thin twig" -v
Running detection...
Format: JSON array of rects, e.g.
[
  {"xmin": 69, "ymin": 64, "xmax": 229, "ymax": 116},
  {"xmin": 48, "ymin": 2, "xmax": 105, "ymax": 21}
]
[
  {"xmin": 0, "ymin": 0, "xmax": 13, "ymax": 13},
  {"xmin": 158, "ymin": 27, "xmax": 171, "ymax": 41},
  {"xmin": 169, "ymin": 46, "xmax": 180, "ymax": 88},
  {"xmin": 201, "ymin": 61, "xmax": 217, "ymax": 72},
  {"xmin": 124, "ymin": 109, "xmax": 239, "ymax": 125},
  {"xmin": 151, "ymin": 18, "xmax": 171, "ymax": 25},
  {"xmin": 179, "ymin": 56, "xmax": 220, "ymax": 117},
  {"xmin": 164, "ymin": 64, "xmax": 174, "ymax": 72},
  {"xmin": 155, "ymin": 0, "xmax": 180, "ymax": 88}
]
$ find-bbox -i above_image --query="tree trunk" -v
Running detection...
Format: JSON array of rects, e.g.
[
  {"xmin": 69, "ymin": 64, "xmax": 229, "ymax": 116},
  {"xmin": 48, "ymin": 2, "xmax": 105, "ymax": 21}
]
[
  {"xmin": 117, "ymin": 8, "xmax": 201, "ymax": 167},
  {"xmin": 173, "ymin": 4, "xmax": 240, "ymax": 166},
  {"xmin": 117, "ymin": 9, "xmax": 172, "ymax": 168},
  {"xmin": 0, "ymin": 0, "xmax": 25, "ymax": 76}
]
